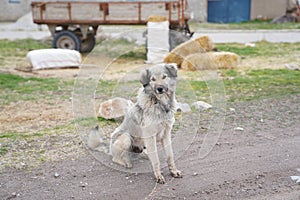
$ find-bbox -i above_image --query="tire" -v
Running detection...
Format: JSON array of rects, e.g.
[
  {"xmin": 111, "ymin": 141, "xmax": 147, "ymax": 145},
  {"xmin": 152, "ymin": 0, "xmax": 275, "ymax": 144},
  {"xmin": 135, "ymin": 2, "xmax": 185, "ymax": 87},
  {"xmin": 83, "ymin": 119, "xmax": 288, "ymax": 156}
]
[
  {"xmin": 53, "ymin": 31, "xmax": 81, "ymax": 51},
  {"xmin": 80, "ymin": 33, "xmax": 96, "ymax": 53}
]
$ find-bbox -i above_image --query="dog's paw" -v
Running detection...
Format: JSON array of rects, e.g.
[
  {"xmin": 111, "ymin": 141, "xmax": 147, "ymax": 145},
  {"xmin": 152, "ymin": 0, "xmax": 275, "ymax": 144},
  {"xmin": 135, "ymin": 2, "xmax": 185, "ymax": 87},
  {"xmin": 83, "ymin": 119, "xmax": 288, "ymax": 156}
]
[
  {"xmin": 125, "ymin": 162, "xmax": 133, "ymax": 168},
  {"xmin": 112, "ymin": 158, "xmax": 132, "ymax": 168},
  {"xmin": 170, "ymin": 170, "xmax": 183, "ymax": 178},
  {"xmin": 156, "ymin": 175, "xmax": 165, "ymax": 184}
]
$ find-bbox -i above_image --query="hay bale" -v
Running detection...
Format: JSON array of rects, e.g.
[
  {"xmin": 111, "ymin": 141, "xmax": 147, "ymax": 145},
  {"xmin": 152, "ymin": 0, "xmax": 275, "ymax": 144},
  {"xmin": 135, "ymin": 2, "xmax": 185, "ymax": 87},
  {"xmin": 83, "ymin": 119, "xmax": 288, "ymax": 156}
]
[
  {"xmin": 194, "ymin": 35, "xmax": 214, "ymax": 52},
  {"xmin": 164, "ymin": 35, "xmax": 214, "ymax": 67},
  {"xmin": 148, "ymin": 15, "xmax": 168, "ymax": 22},
  {"xmin": 181, "ymin": 51, "xmax": 239, "ymax": 71}
]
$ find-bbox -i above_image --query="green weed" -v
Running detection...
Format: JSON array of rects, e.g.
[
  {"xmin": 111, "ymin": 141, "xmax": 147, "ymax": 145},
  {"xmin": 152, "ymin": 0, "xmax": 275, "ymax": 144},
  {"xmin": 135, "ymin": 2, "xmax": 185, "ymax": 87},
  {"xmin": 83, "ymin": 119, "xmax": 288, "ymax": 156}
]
[
  {"xmin": 0, "ymin": 147, "xmax": 8, "ymax": 156},
  {"xmin": 0, "ymin": 39, "xmax": 50, "ymax": 57},
  {"xmin": 0, "ymin": 73, "xmax": 73, "ymax": 104},
  {"xmin": 215, "ymin": 42, "xmax": 300, "ymax": 57},
  {"xmin": 189, "ymin": 69, "xmax": 300, "ymax": 102},
  {"xmin": 190, "ymin": 20, "xmax": 300, "ymax": 30}
]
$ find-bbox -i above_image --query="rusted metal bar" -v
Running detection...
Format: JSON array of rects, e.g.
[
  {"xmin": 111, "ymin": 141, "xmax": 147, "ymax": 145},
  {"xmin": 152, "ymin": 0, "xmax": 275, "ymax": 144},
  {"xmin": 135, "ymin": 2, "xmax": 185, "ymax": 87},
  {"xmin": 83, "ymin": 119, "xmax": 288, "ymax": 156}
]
[
  {"xmin": 168, "ymin": 2, "xmax": 172, "ymax": 22},
  {"xmin": 33, "ymin": 19, "xmax": 181, "ymax": 26},
  {"xmin": 181, "ymin": 0, "xmax": 184, "ymax": 27},
  {"xmin": 38, "ymin": 3, "xmax": 46, "ymax": 21},
  {"xmin": 138, "ymin": 2, "xmax": 141, "ymax": 23},
  {"xmin": 68, "ymin": 2, "xmax": 72, "ymax": 21}
]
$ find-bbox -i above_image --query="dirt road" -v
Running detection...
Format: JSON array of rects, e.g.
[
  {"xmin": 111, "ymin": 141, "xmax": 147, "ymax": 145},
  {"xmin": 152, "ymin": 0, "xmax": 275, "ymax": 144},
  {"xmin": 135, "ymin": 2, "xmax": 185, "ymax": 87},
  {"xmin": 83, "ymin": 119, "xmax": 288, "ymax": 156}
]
[{"xmin": 0, "ymin": 93, "xmax": 299, "ymax": 200}]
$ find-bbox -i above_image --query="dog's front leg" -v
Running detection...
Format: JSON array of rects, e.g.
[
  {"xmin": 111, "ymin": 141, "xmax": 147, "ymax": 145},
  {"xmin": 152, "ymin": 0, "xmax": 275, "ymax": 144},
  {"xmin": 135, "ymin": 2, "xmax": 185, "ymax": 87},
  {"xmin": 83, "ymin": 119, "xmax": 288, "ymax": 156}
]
[
  {"xmin": 143, "ymin": 135, "xmax": 165, "ymax": 184},
  {"xmin": 162, "ymin": 124, "xmax": 182, "ymax": 178}
]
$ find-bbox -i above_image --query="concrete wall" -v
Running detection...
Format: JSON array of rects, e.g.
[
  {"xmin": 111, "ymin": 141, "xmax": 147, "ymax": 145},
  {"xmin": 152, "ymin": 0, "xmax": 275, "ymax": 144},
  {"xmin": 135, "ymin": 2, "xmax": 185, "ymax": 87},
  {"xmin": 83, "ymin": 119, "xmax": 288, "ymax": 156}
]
[
  {"xmin": 250, "ymin": 0, "xmax": 287, "ymax": 20},
  {"xmin": 0, "ymin": 0, "xmax": 32, "ymax": 21},
  {"xmin": 188, "ymin": 0, "xmax": 207, "ymax": 22}
]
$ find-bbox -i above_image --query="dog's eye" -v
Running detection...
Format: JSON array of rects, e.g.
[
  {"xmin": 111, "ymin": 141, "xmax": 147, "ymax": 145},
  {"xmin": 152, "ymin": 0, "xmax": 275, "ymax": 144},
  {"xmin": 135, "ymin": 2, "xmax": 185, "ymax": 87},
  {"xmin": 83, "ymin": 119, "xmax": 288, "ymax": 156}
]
[
  {"xmin": 151, "ymin": 77, "xmax": 156, "ymax": 81},
  {"xmin": 162, "ymin": 74, "xmax": 167, "ymax": 79}
]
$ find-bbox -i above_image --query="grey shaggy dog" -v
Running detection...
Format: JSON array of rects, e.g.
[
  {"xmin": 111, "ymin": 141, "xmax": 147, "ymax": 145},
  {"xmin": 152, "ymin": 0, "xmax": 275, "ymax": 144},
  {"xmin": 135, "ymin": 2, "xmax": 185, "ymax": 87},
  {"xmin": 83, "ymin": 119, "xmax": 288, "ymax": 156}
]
[{"xmin": 109, "ymin": 63, "xmax": 182, "ymax": 184}]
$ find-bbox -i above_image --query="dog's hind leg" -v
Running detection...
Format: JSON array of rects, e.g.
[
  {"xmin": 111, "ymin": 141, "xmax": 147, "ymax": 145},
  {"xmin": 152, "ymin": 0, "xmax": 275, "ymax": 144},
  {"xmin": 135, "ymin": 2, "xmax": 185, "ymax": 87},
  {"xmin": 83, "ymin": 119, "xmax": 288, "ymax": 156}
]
[{"xmin": 111, "ymin": 133, "xmax": 132, "ymax": 168}]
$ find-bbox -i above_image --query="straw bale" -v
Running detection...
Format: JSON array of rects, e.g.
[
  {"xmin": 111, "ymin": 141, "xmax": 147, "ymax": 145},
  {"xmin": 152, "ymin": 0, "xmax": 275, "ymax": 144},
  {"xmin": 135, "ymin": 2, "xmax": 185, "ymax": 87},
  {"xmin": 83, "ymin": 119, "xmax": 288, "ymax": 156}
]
[
  {"xmin": 148, "ymin": 15, "xmax": 168, "ymax": 22},
  {"xmin": 164, "ymin": 35, "xmax": 214, "ymax": 67},
  {"xmin": 181, "ymin": 51, "xmax": 239, "ymax": 71},
  {"xmin": 194, "ymin": 35, "xmax": 214, "ymax": 52}
]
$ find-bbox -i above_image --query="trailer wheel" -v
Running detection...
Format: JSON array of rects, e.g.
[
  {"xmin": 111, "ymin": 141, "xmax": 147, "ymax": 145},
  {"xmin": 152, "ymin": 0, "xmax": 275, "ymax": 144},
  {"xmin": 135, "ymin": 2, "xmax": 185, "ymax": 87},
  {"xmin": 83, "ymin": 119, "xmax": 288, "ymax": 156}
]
[
  {"xmin": 53, "ymin": 31, "xmax": 81, "ymax": 51},
  {"xmin": 80, "ymin": 33, "xmax": 96, "ymax": 53}
]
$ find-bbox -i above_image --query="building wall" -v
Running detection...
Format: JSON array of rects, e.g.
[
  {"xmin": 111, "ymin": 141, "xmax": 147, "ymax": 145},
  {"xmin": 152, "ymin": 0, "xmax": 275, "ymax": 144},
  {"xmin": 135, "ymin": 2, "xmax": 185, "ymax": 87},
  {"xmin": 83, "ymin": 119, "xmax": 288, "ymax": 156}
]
[
  {"xmin": 0, "ymin": 0, "xmax": 32, "ymax": 21},
  {"xmin": 188, "ymin": 0, "xmax": 207, "ymax": 22},
  {"xmin": 250, "ymin": 0, "xmax": 287, "ymax": 20}
]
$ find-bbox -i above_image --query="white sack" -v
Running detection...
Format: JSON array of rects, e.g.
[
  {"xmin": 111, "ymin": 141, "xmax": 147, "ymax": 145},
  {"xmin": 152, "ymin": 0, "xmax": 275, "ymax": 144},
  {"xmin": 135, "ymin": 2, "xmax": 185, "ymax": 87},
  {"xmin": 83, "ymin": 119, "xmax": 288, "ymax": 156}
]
[
  {"xmin": 146, "ymin": 21, "xmax": 169, "ymax": 64},
  {"xmin": 27, "ymin": 49, "xmax": 81, "ymax": 70}
]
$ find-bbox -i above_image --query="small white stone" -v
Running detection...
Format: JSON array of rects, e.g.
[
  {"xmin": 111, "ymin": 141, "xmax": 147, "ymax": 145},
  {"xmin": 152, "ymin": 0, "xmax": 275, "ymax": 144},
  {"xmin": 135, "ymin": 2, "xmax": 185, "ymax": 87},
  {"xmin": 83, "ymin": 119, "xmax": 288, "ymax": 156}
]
[
  {"xmin": 192, "ymin": 101, "xmax": 212, "ymax": 111},
  {"xmin": 234, "ymin": 127, "xmax": 244, "ymax": 131},
  {"xmin": 229, "ymin": 108, "xmax": 235, "ymax": 112},
  {"xmin": 176, "ymin": 102, "xmax": 191, "ymax": 113},
  {"xmin": 291, "ymin": 176, "xmax": 300, "ymax": 181},
  {"xmin": 54, "ymin": 172, "xmax": 60, "ymax": 178},
  {"xmin": 245, "ymin": 42, "xmax": 256, "ymax": 47}
]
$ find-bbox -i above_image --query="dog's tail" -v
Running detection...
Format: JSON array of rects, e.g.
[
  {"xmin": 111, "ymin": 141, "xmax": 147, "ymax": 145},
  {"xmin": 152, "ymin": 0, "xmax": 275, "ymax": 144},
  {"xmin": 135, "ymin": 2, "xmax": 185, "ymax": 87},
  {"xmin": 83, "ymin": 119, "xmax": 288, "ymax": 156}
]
[{"xmin": 87, "ymin": 126, "xmax": 109, "ymax": 154}]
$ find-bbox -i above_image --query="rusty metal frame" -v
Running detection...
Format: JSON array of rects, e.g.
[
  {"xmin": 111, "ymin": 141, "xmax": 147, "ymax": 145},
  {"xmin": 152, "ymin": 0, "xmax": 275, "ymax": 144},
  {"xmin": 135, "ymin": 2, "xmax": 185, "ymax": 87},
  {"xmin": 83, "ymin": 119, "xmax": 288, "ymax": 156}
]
[{"xmin": 31, "ymin": 0, "xmax": 189, "ymax": 27}]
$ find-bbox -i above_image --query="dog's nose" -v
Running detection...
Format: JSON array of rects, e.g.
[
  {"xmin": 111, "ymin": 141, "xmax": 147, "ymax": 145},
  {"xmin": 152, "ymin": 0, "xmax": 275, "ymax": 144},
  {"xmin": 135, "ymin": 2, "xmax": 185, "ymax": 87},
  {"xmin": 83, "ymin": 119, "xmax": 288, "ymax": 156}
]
[{"xmin": 156, "ymin": 86, "xmax": 166, "ymax": 94}]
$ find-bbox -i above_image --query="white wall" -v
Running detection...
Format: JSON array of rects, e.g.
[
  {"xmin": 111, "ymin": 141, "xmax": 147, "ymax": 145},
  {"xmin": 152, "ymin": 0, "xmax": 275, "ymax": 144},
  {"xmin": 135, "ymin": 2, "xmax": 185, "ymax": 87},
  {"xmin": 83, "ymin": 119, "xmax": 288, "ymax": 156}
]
[
  {"xmin": 0, "ymin": 0, "xmax": 32, "ymax": 21},
  {"xmin": 188, "ymin": 0, "xmax": 207, "ymax": 22}
]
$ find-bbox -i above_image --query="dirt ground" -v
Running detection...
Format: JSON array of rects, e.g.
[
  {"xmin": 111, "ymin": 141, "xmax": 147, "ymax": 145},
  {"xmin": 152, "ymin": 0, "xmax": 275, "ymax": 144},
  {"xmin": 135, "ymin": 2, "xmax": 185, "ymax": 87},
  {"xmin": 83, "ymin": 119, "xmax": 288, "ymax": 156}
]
[
  {"xmin": 0, "ymin": 57, "xmax": 300, "ymax": 199},
  {"xmin": 0, "ymin": 91, "xmax": 299, "ymax": 199}
]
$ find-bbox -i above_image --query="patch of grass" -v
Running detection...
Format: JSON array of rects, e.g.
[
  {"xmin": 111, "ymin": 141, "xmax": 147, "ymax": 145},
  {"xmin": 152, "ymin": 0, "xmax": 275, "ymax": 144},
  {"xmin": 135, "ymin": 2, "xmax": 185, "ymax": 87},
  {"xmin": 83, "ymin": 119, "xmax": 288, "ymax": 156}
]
[
  {"xmin": 95, "ymin": 68, "xmax": 299, "ymax": 104},
  {"xmin": 0, "ymin": 39, "xmax": 50, "ymax": 57},
  {"xmin": 0, "ymin": 131, "xmax": 43, "ymax": 140},
  {"xmin": 178, "ymin": 79, "xmax": 208, "ymax": 102},
  {"xmin": 0, "ymin": 123, "xmax": 82, "ymax": 170},
  {"xmin": 97, "ymin": 80, "xmax": 118, "ymax": 96},
  {"xmin": 97, "ymin": 117, "xmax": 118, "ymax": 127},
  {"xmin": 96, "ymin": 79, "xmax": 140, "ymax": 99},
  {"xmin": 190, "ymin": 20, "xmax": 300, "ymax": 30},
  {"xmin": 92, "ymin": 38, "xmax": 146, "ymax": 59},
  {"xmin": 0, "ymin": 147, "xmax": 8, "ymax": 156},
  {"xmin": 190, "ymin": 69, "xmax": 300, "ymax": 102},
  {"xmin": 0, "ymin": 73, "xmax": 73, "ymax": 104},
  {"xmin": 215, "ymin": 42, "xmax": 300, "ymax": 57},
  {"xmin": 119, "ymin": 49, "xmax": 146, "ymax": 60}
]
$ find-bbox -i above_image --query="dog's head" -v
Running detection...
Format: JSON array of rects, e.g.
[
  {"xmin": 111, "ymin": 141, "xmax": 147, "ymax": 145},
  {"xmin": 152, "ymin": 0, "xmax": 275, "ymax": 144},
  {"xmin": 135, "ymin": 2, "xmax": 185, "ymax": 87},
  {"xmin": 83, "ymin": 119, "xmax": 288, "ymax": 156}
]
[{"xmin": 140, "ymin": 63, "xmax": 178, "ymax": 96}]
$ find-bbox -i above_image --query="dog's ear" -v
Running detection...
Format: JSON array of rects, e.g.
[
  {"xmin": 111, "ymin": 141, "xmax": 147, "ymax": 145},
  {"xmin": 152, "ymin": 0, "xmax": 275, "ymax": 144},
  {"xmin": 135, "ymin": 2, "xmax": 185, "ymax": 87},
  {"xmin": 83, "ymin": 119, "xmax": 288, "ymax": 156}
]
[
  {"xmin": 165, "ymin": 63, "xmax": 178, "ymax": 77},
  {"xmin": 140, "ymin": 69, "xmax": 151, "ymax": 87}
]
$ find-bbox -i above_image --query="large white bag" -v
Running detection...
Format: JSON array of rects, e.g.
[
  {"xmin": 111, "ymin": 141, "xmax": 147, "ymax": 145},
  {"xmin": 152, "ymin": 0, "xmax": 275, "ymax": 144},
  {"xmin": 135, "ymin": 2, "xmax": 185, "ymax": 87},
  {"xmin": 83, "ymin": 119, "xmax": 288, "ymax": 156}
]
[{"xmin": 27, "ymin": 49, "xmax": 81, "ymax": 70}]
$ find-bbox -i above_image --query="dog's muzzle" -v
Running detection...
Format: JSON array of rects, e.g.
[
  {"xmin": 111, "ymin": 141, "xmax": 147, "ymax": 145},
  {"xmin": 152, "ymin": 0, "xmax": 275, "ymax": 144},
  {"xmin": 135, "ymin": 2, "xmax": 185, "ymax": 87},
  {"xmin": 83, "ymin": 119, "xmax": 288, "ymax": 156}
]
[{"xmin": 155, "ymin": 85, "xmax": 168, "ymax": 94}]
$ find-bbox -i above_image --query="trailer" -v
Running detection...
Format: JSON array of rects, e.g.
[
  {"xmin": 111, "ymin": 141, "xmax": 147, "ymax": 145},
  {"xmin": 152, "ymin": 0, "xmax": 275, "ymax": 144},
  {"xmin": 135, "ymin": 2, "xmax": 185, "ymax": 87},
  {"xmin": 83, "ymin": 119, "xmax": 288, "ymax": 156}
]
[{"xmin": 31, "ymin": 0, "xmax": 191, "ymax": 53}]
